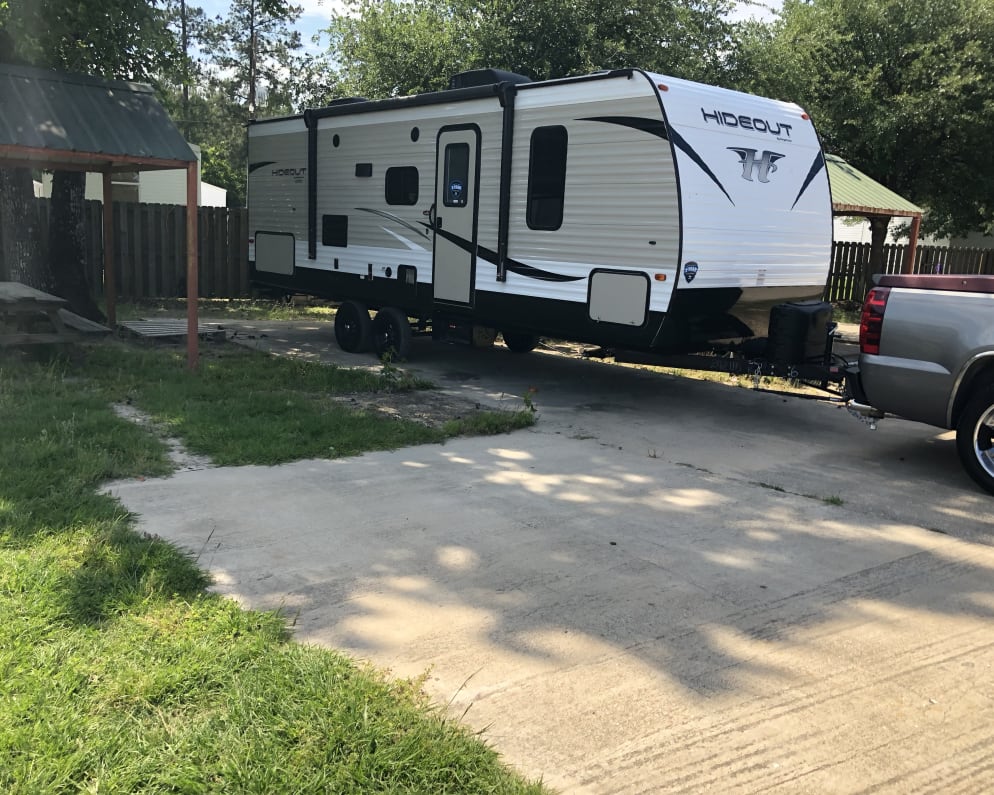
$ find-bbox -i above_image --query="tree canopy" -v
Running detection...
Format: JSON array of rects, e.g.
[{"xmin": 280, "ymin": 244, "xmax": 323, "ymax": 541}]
[
  {"xmin": 735, "ymin": 0, "xmax": 994, "ymax": 236},
  {"xmin": 0, "ymin": 0, "xmax": 178, "ymax": 79},
  {"xmin": 328, "ymin": 0, "xmax": 739, "ymax": 98}
]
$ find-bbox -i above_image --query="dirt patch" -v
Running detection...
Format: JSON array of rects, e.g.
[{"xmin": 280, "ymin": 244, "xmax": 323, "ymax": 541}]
[
  {"xmin": 333, "ymin": 390, "xmax": 491, "ymax": 429},
  {"xmin": 113, "ymin": 403, "xmax": 214, "ymax": 471}
]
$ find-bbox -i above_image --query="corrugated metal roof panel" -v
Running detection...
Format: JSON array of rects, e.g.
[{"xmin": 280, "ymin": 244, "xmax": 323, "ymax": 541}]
[
  {"xmin": 0, "ymin": 63, "xmax": 195, "ymax": 164},
  {"xmin": 826, "ymin": 154, "xmax": 922, "ymax": 217}
]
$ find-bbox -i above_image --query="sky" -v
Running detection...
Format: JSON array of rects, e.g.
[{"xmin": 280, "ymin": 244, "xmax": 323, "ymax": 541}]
[
  {"xmin": 197, "ymin": 0, "xmax": 784, "ymax": 58},
  {"xmin": 198, "ymin": 0, "xmax": 344, "ymax": 54}
]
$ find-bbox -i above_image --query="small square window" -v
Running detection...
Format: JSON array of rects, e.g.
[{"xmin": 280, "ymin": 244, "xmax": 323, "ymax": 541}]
[
  {"xmin": 385, "ymin": 166, "xmax": 419, "ymax": 205},
  {"xmin": 322, "ymin": 214, "xmax": 348, "ymax": 247}
]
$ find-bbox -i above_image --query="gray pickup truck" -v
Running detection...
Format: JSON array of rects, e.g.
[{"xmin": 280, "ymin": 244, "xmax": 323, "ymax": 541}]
[{"xmin": 847, "ymin": 274, "xmax": 994, "ymax": 495}]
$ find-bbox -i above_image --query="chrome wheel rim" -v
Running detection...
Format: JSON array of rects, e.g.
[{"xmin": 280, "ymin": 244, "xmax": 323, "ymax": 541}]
[{"xmin": 974, "ymin": 403, "xmax": 994, "ymax": 478}]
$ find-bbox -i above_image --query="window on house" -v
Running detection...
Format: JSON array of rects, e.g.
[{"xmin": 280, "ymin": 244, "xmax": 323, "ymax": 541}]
[{"xmin": 526, "ymin": 125, "xmax": 568, "ymax": 230}]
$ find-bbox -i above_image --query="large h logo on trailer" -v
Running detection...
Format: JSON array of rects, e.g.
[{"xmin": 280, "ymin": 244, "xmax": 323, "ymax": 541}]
[{"xmin": 728, "ymin": 148, "xmax": 785, "ymax": 183}]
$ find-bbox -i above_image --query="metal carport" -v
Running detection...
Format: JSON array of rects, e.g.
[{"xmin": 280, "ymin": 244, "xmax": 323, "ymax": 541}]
[
  {"xmin": 827, "ymin": 153, "xmax": 924, "ymax": 275},
  {"xmin": 0, "ymin": 63, "xmax": 201, "ymax": 367}
]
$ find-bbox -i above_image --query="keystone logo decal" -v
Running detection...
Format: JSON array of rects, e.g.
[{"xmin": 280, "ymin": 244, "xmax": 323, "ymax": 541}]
[
  {"xmin": 728, "ymin": 148, "xmax": 785, "ymax": 183},
  {"xmin": 683, "ymin": 262, "xmax": 699, "ymax": 283}
]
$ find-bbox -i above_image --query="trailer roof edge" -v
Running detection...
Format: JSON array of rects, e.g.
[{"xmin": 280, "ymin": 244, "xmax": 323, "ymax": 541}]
[{"xmin": 250, "ymin": 69, "xmax": 641, "ymax": 128}]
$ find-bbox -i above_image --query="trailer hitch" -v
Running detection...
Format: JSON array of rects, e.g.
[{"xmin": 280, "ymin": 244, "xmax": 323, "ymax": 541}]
[{"xmin": 846, "ymin": 400, "xmax": 885, "ymax": 430}]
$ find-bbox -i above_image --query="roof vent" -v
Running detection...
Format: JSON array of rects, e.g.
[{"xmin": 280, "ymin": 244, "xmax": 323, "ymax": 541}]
[{"xmin": 448, "ymin": 69, "xmax": 531, "ymax": 90}]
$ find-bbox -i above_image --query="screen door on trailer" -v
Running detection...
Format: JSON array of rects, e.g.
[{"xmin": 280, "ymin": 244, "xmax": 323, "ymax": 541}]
[{"xmin": 433, "ymin": 127, "xmax": 479, "ymax": 305}]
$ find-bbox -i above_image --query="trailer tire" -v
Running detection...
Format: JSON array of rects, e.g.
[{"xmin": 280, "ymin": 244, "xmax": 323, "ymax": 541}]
[
  {"xmin": 955, "ymin": 384, "xmax": 994, "ymax": 496},
  {"xmin": 334, "ymin": 300, "xmax": 373, "ymax": 353},
  {"xmin": 501, "ymin": 331, "xmax": 539, "ymax": 353},
  {"xmin": 372, "ymin": 307, "xmax": 413, "ymax": 360}
]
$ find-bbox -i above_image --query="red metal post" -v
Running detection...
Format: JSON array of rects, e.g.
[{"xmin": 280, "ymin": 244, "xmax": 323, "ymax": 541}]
[
  {"xmin": 102, "ymin": 170, "xmax": 116, "ymax": 327},
  {"xmin": 186, "ymin": 162, "xmax": 199, "ymax": 370},
  {"xmin": 903, "ymin": 214, "xmax": 922, "ymax": 274}
]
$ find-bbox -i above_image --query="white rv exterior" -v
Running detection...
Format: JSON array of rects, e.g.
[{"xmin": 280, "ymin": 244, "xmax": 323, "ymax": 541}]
[{"xmin": 247, "ymin": 68, "xmax": 832, "ymax": 355}]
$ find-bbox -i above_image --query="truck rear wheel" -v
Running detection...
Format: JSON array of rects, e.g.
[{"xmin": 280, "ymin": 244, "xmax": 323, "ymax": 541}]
[
  {"xmin": 955, "ymin": 384, "xmax": 994, "ymax": 496},
  {"xmin": 334, "ymin": 300, "xmax": 372, "ymax": 353},
  {"xmin": 372, "ymin": 307, "xmax": 413, "ymax": 360}
]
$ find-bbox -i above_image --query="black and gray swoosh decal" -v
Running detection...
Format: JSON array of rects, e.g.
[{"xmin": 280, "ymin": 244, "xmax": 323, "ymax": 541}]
[
  {"xmin": 790, "ymin": 152, "xmax": 826, "ymax": 210},
  {"xmin": 248, "ymin": 160, "xmax": 277, "ymax": 174},
  {"xmin": 500, "ymin": 257, "xmax": 585, "ymax": 282},
  {"xmin": 668, "ymin": 126, "xmax": 734, "ymax": 206},
  {"xmin": 427, "ymin": 223, "xmax": 583, "ymax": 283},
  {"xmin": 578, "ymin": 116, "xmax": 669, "ymax": 140},
  {"xmin": 357, "ymin": 207, "xmax": 430, "ymax": 237}
]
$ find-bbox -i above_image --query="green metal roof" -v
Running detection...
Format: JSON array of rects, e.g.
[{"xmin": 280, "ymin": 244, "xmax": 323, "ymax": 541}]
[
  {"xmin": 826, "ymin": 154, "xmax": 922, "ymax": 217},
  {"xmin": 0, "ymin": 63, "xmax": 195, "ymax": 170}
]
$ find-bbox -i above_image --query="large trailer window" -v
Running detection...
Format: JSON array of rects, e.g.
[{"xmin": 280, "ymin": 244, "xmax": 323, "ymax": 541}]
[
  {"xmin": 385, "ymin": 166, "xmax": 419, "ymax": 205},
  {"xmin": 527, "ymin": 126, "xmax": 568, "ymax": 230},
  {"xmin": 442, "ymin": 143, "xmax": 470, "ymax": 207}
]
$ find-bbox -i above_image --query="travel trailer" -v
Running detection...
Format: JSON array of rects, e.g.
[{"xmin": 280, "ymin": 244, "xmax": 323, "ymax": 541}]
[{"xmin": 248, "ymin": 68, "xmax": 836, "ymax": 372}]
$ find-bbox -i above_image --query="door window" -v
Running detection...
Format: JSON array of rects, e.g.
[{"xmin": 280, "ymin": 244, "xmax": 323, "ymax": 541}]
[{"xmin": 442, "ymin": 143, "xmax": 470, "ymax": 207}]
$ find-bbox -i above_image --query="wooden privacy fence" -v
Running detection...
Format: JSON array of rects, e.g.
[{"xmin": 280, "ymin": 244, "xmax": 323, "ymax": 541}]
[
  {"xmin": 31, "ymin": 198, "xmax": 994, "ymax": 304},
  {"xmin": 35, "ymin": 198, "xmax": 250, "ymax": 299},
  {"xmin": 826, "ymin": 242, "xmax": 994, "ymax": 303}
]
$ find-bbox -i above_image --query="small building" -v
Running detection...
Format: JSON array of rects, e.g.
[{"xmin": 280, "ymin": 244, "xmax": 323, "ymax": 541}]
[{"xmin": 38, "ymin": 143, "xmax": 227, "ymax": 207}]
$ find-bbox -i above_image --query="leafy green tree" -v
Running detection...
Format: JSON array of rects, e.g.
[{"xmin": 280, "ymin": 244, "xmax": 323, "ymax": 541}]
[
  {"xmin": 161, "ymin": 0, "xmax": 214, "ymax": 139},
  {"xmin": 328, "ymin": 0, "xmax": 465, "ymax": 97},
  {"xmin": 204, "ymin": 0, "xmax": 304, "ymax": 119},
  {"xmin": 328, "ymin": 0, "xmax": 739, "ymax": 99},
  {"xmin": 735, "ymin": 0, "xmax": 994, "ymax": 237},
  {"xmin": 0, "ymin": 0, "xmax": 178, "ymax": 80}
]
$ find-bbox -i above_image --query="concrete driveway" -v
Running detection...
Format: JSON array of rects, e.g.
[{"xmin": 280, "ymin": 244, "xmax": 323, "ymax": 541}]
[{"xmin": 106, "ymin": 321, "xmax": 994, "ymax": 793}]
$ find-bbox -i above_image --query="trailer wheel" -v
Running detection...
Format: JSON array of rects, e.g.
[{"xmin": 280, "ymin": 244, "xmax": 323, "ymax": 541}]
[
  {"xmin": 372, "ymin": 307, "xmax": 413, "ymax": 360},
  {"xmin": 334, "ymin": 300, "xmax": 373, "ymax": 353},
  {"xmin": 501, "ymin": 331, "xmax": 539, "ymax": 354},
  {"xmin": 955, "ymin": 384, "xmax": 994, "ymax": 496}
]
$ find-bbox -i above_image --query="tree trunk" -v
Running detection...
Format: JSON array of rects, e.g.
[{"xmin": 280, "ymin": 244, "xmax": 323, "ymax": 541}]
[
  {"xmin": 0, "ymin": 167, "xmax": 52, "ymax": 289},
  {"xmin": 861, "ymin": 216, "xmax": 891, "ymax": 298},
  {"xmin": 49, "ymin": 171, "xmax": 105, "ymax": 322}
]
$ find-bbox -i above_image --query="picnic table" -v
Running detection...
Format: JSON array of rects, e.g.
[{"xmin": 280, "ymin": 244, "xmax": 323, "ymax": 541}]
[{"xmin": 0, "ymin": 281, "xmax": 78, "ymax": 346}]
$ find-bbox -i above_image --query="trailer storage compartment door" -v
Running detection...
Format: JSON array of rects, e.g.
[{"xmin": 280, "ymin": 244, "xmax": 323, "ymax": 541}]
[{"xmin": 255, "ymin": 232, "xmax": 295, "ymax": 275}]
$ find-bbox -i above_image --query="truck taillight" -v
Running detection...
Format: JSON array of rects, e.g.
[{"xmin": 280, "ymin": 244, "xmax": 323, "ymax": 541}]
[{"xmin": 859, "ymin": 286, "xmax": 891, "ymax": 354}]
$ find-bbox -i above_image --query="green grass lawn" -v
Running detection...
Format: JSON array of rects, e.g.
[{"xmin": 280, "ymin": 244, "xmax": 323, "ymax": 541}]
[
  {"xmin": 0, "ymin": 343, "xmax": 543, "ymax": 794},
  {"xmin": 112, "ymin": 297, "xmax": 337, "ymax": 322}
]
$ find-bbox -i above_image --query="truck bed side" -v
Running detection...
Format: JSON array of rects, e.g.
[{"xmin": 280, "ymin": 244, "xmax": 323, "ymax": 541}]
[{"xmin": 859, "ymin": 278, "xmax": 994, "ymax": 428}]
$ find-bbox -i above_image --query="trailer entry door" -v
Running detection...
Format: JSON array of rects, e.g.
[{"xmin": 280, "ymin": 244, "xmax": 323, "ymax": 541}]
[{"xmin": 433, "ymin": 126, "xmax": 480, "ymax": 306}]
